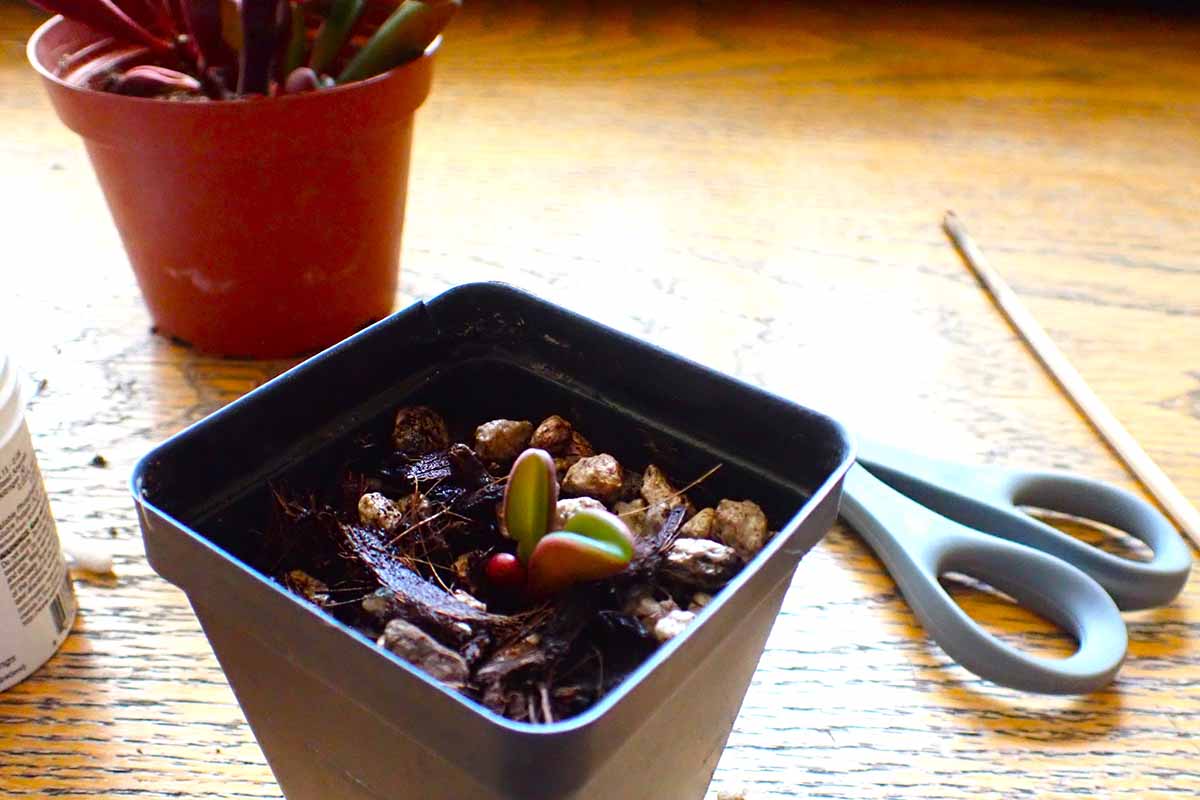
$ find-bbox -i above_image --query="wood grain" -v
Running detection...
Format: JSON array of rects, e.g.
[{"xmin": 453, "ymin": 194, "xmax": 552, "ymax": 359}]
[{"xmin": 1, "ymin": 0, "xmax": 1198, "ymax": 797}]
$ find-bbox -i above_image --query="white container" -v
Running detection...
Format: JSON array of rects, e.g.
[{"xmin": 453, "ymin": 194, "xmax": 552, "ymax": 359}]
[{"xmin": 0, "ymin": 352, "xmax": 76, "ymax": 692}]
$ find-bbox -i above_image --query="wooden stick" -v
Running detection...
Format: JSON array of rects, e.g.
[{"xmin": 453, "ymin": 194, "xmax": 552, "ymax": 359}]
[{"xmin": 943, "ymin": 210, "xmax": 1200, "ymax": 549}]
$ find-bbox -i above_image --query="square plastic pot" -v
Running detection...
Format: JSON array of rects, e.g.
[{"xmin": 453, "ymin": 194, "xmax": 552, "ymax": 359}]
[{"xmin": 133, "ymin": 282, "xmax": 854, "ymax": 800}]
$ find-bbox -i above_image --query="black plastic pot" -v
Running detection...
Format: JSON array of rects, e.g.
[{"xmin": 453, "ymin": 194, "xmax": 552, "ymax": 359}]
[{"xmin": 132, "ymin": 283, "xmax": 854, "ymax": 800}]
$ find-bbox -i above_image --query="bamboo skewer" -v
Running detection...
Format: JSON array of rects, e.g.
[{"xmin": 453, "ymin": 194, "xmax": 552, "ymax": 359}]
[{"xmin": 943, "ymin": 210, "xmax": 1200, "ymax": 549}]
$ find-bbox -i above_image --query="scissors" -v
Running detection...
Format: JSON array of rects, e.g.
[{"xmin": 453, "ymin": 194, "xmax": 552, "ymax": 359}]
[{"xmin": 838, "ymin": 439, "xmax": 1193, "ymax": 694}]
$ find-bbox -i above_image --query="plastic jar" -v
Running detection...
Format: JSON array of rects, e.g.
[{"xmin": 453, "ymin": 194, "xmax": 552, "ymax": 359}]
[{"xmin": 0, "ymin": 352, "xmax": 76, "ymax": 692}]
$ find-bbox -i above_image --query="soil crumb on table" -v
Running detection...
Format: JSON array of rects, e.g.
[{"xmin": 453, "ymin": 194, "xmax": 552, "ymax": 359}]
[{"xmin": 716, "ymin": 790, "xmax": 749, "ymax": 800}]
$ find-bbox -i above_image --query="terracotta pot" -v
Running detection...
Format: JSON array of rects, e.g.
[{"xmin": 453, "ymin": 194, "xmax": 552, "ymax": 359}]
[{"xmin": 28, "ymin": 16, "xmax": 436, "ymax": 358}]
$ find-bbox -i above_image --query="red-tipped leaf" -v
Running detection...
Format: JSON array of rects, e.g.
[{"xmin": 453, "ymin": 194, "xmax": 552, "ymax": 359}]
[
  {"xmin": 28, "ymin": 0, "xmax": 174, "ymax": 51},
  {"xmin": 526, "ymin": 509, "xmax": 635, "ymax": 596}
]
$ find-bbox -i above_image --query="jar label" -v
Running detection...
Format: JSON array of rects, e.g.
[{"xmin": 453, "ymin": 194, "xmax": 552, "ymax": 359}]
[{"xmin": 0, "ymin": 420, "xmax": 76, "ymax": 692}]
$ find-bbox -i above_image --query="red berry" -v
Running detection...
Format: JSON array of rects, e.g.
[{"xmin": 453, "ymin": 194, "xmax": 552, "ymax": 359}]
[{"xmin": 485, "ymin": 552, "xmax": 527, "ymax": 589}]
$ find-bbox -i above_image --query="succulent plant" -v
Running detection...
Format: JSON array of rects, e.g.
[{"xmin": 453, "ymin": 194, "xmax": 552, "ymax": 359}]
[
  {"xmin": 30, "ymin": 0, "xmax": 461, "ymax": 99},
  {"xmin": 496, "ymin": 448, "xmax": 635, "ymax": 596}
]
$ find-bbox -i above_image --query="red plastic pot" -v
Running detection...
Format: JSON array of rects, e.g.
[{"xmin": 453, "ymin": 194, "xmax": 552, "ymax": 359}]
[{"xmin": 28, "ymin": 16, "xmax": 436, "ymax": 358}]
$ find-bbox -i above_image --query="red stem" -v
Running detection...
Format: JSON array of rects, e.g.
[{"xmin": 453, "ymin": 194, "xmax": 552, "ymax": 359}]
[{"xmin": 162, "ymin": 0, "xmax": 203, "ymax": 63}]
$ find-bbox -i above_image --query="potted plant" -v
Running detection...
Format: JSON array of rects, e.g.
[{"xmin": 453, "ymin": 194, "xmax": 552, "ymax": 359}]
[
  {"xmin": 132, "ymin": 283, "xmax": 855, "ymax": 799},
  {"xmin": 26, "ymin": 0, "xmax": 460, "ymax": 357}
]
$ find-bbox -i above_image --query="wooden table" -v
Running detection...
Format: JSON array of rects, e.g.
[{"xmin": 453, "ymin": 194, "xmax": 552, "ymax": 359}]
[{"xmin": 2, "ymin": 1, "xmax": 1198, "ymax": 797}]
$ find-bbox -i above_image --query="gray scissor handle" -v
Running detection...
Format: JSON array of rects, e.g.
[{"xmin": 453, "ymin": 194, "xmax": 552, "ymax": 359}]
[
  {"xmin": 840, "ymin": 464, "xmax": 1129, "ymax": 694},
  {"xmin": 856, "ymin": 441, "xmax": 1192, "ymax": 611},
  {"xmin": 997, "ymin": 470, "xmax": 1192, "ymax": 610}
]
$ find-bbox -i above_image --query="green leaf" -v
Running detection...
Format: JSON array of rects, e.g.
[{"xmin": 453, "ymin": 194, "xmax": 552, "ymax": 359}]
[
  {"xmin": 309, "ymin": 0, "xmax": 365, "ymax": 73},
  {"xmin": 502, "ymin": 448, "xmax": 557, "ymax": 563},
  {"xmin": 336, "ymin": 0, "xmax": 460, "ymax": 84},
  {"xmin": 562, "ymin": 509, "xmax": 634, "ymax": 562}
]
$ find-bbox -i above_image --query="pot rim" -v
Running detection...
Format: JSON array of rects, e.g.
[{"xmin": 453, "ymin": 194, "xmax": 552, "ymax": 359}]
[{"xmin": 26, "ymin": 14, "xmax": 440, "ymax": 108}]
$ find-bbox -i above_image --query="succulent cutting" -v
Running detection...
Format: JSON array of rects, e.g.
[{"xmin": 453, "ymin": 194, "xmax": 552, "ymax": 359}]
[
  {"xmin": 498, "ymin": 448, "xmax": 635, "ymax": 596},
  {"xmin": 30, "ymin": 0, "xmax": 460, "ymax": 98}
]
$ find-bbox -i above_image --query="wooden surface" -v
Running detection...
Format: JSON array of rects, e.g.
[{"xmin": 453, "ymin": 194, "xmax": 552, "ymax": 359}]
[{"xmin": 2, "ymin": 0, "xmax": 1199, "ymax": 796}]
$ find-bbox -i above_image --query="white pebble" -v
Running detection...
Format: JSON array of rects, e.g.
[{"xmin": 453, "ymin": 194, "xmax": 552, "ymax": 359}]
[
  {"xmin": 652, "ymin": 609, "xmax": 696, "ymax": 643},
  {"xmin": 554, "ymin": 496, "xmax": 606, "ymax": 528}
]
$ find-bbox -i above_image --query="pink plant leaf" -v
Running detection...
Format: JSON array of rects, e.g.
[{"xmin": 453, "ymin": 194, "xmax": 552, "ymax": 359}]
[{"xmin": 112, "ymin": 64, "xmax": 203, "ymax": 95}]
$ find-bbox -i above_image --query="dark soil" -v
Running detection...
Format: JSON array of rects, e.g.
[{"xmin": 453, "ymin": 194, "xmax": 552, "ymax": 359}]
[{"xmin": 248, "ymin": 406, "xmax": 767, "ymax": 724}]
